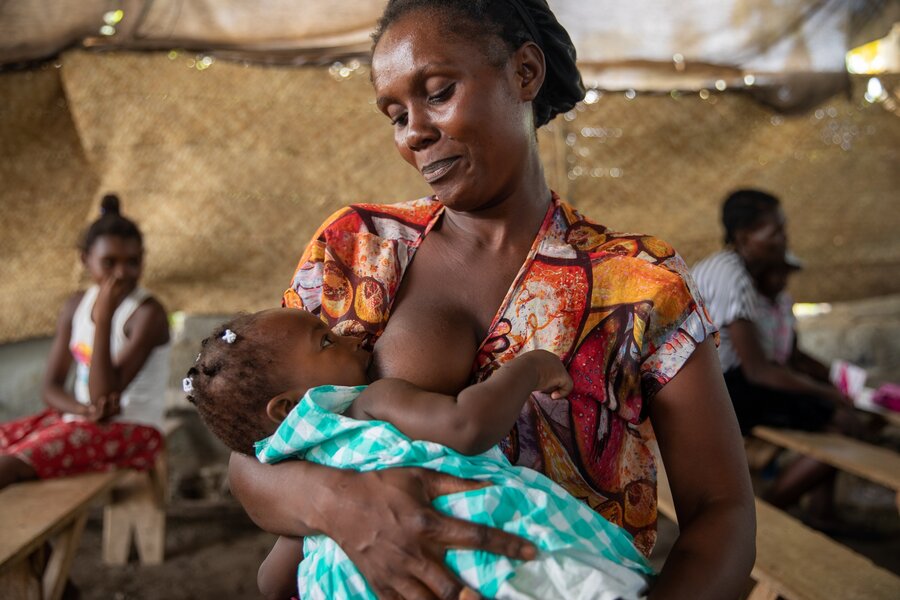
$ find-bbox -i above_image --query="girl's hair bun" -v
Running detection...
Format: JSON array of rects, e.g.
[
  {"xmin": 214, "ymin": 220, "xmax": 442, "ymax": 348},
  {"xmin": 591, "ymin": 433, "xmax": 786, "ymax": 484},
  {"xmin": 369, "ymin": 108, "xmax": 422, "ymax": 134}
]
[{"xmin": 100, "ymin": 193, "xmax": 121, "ymax": 217}]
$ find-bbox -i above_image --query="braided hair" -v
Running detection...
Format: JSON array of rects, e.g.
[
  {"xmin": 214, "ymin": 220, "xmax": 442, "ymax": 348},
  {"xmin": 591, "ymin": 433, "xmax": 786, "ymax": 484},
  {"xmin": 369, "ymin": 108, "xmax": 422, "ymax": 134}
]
[
  {"xmin": 721, "ymin": 189, "xmax": 781, "ymax": 245},
  {"xmin": 80, "ymin": 194, "xmax": 143, "ymax": 252},
  {"xmin": 185, "ymin": 314, "xmax": 283, "ymax": 455},
  {"xmin": 372, "ymin": 0, "xmax": 585, "ymax": 128}
]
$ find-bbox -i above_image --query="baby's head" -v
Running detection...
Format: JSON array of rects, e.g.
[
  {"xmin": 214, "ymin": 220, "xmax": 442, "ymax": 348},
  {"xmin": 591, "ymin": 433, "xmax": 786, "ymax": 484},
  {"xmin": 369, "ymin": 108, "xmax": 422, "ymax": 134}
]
[{"xmin": 185, "ymin": 308, "xmax": 371, "ymax": 455}]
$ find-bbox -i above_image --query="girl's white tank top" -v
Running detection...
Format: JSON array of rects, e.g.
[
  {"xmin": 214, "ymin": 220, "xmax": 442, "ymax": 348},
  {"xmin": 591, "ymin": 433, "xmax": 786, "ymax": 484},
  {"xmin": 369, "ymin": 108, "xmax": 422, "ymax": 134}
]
[{"xmin": 69, "ymin": 285, "xmax": 170, "ymax": 431}]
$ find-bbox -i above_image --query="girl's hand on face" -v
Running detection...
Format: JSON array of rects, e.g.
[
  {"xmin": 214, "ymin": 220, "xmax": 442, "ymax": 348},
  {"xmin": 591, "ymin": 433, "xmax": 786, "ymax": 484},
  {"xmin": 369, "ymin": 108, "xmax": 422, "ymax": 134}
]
[
  {"xmin": 521, "ymin": 349, "xmax": 573, "ymax": 400},
  {"xmin": 327, "ymin": 468, "xmax": 535, "ymax": 600},
  {"xmin": 94, "ymin": 275, "xmax": 132, "ymax": 318}
]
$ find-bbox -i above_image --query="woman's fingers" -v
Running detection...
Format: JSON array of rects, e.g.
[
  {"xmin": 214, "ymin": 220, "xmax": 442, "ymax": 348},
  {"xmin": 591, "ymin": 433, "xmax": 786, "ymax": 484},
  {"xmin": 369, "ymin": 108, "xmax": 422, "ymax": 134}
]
[
  {"xmin": 382, "ymin": 577, "xmax": 440, "ymax": 600},
  {"xmin": 418, "ymin": 471, "xmax": 536, "ymax": 559},
  {"xmin": 427, "ymin": 511, "xmax": 536, "ymax": 560},
  {"xmin": 409, "ymin": 553, "xmax": 468, "ymax": 600},
  {"xmin": 421, "ymin": 470, "xmax": 490, "ymax": 497}
]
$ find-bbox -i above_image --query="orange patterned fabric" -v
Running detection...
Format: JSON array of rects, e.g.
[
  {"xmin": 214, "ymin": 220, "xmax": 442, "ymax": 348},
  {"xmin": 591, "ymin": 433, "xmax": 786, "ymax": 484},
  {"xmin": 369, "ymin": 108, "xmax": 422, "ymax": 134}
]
[{"xmin": 284, "ymin": 193, "xmax": 717, "ymax": 554}]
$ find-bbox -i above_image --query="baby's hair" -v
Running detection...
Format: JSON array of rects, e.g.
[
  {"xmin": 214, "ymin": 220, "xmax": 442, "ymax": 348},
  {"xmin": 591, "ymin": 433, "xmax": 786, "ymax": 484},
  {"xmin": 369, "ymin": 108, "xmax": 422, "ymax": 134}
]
[
  {"xmin": 185, "ymin": 313, "xmax": 283, "ymax": 455},
  {"xmin": 372, "ymin": 0, "xmax": 585, "ymax": 128},
  {"xmin": 80, "ymin": 194, "xmax": 143, "ymax": 252}
]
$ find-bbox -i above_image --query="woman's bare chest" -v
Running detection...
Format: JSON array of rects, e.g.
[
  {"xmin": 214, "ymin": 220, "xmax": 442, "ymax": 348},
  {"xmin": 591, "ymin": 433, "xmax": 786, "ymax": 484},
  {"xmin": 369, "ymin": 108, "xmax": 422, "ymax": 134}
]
[{"xmin": 370, "ymin": 240, "xmax": 524, "ymax": 394}]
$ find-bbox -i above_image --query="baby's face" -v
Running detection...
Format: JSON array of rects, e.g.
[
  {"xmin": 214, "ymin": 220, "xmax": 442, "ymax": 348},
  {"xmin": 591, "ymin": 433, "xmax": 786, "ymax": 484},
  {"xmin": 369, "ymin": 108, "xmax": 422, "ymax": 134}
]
[{"xmin": 256, "ymin": 308, "xmax": 371, "ymax": 392}]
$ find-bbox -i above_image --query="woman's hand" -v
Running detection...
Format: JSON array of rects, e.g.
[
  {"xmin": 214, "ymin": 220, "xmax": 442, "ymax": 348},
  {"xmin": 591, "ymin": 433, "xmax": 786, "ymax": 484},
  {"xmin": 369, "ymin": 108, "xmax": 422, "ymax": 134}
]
[
  {"xmin": 519, "ymin": 349, "xmax": 573, "ymax": 399},
  {"xmin": 326, "ymin": 467, "xmax": 536, "ymax": 600}
]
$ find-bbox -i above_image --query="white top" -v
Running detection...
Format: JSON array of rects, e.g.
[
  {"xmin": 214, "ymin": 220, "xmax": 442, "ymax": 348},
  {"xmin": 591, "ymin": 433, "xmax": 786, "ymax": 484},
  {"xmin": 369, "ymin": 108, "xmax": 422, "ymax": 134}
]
[
  {"xmin": 754, "ymin": 289, "xmax": 796, "ymax": 366},
  {"xmin": 692, "ymin": 249, "xmax": 762, "ymax": 372},
  {"xmin": 68, "ymin": 285, "xmax": 170, "ymax": 430}
]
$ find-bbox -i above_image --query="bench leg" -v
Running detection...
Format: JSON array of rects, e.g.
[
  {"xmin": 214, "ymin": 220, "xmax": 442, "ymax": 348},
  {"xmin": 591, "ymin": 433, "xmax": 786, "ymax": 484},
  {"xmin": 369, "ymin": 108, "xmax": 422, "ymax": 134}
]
[
  {"xmin": 43, "ymin": 511, "xmax": 88, "ymax": 600},
  {"xmin": 746, "ymin": 580, "xmax": 780, "ymax": 600},
  {"xmin": 103, "ymin": 454, "xmax": 167, "ymax": 566},
  {"xmin": 0, "ymin": 558, "xmax": 42, "ymax": 600}
]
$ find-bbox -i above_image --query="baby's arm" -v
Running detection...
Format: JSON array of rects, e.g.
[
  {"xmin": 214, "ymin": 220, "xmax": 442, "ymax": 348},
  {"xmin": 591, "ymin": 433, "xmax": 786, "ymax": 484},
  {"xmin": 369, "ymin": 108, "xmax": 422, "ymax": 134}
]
[
  {"xmin": 258, "ymin": 536, "xmax": 303, "ymax": 600},
  {"xmin": 348, "ymin": 349, "xmax": 572, "ymax": 455}
]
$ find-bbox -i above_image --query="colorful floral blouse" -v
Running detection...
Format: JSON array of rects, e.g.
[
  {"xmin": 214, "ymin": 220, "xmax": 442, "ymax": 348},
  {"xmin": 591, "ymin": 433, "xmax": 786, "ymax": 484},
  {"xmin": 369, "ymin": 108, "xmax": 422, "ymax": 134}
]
[{"xmin": 284, "ymin": 192, "xmax": 717, "ymax": 554}]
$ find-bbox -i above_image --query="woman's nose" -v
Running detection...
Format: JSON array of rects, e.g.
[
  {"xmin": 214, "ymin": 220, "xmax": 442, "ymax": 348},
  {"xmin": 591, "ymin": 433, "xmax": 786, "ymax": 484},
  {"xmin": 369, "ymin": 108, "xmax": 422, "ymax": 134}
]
[{"xmin": 404, "ymin": 110, "xmax": 438, "ymax": 151}]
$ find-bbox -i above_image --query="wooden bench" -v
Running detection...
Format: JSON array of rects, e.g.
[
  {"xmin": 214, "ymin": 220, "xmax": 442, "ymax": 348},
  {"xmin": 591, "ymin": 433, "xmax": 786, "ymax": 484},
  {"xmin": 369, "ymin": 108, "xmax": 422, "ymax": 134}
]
[
  {"xmin": 0, "ymin": 471, "xmax": 124, "ymax": 600},
  {"xmin": 102, "ymin": 416, "xmax": 184, "ymax": 565},
  {"xmin": 751, "ymin": 426, "xmax": 900, "ymax": 512},
  {"xmin": 656, "ymin": 461, "xmax": 900, "ymax": 600},
  {"xmin": 0, "ymin": 416, "xmax": 185, "ymax": 599}
]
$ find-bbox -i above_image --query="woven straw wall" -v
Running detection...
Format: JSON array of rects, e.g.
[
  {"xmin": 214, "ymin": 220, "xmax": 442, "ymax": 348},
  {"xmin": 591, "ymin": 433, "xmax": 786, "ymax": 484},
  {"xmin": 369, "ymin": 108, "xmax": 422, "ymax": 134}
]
[{"xmin": 0, "ymin": 49, "xmax": 897, "ymax": 343}]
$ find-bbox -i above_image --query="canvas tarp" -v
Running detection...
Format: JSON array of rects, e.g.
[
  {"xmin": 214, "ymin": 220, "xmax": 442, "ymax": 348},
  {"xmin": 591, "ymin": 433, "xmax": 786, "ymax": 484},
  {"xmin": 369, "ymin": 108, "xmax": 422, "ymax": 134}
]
[
  {"xmin": 0, "ymin": 48, "xmax": 898, "ymax": 344},
  {"xmin": 2, "ymin": 1, "xmax": 897, "ymax": 108}
]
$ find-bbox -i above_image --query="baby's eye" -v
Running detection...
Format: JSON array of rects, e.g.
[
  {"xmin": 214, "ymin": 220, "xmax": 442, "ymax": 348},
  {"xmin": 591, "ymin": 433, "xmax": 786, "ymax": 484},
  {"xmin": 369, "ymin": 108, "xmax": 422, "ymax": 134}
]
[{"xmin": 321, "ymin": 334, "xmax": 335, "ymax": 349}]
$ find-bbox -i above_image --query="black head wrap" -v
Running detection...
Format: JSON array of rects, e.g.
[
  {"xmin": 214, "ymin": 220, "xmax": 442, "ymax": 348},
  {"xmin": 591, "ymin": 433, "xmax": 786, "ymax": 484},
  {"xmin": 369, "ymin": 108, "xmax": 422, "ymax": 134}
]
[{"xmin": 505, "ymin": 0, "xmax": 585, "ymax": 127}]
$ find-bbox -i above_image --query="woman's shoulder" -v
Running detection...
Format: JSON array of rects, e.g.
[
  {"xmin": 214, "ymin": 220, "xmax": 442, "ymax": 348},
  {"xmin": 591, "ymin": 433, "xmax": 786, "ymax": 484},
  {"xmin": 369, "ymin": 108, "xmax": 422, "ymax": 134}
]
[
  {"xmin": 57, "ymin": 289, "xmax": 89, "ymax": 327},
  {"xmin": 692, "ymin": 250, "xmax": 751, "ymax": 289},
  {"xmin": 315, "ymin": 197, "xmax": 443, "ymax": 242},
  {"xmin": 555, "ymin": 200, "xmax": 684, "ymax": 269}
]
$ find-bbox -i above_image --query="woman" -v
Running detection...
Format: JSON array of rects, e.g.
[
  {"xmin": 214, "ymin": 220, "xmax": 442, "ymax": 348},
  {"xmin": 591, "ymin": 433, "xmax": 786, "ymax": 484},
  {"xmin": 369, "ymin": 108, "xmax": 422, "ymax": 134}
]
[
  {"xmin": 231, "ymin": 2, "xmax": 755, "ymax": 598},
  {"xmin": 0, "ymin": 194, "xmax": 170, "ymax": 489},
  {"xmin": 692, "ymin": 189, "xmax": 857, "ymax": 520}
]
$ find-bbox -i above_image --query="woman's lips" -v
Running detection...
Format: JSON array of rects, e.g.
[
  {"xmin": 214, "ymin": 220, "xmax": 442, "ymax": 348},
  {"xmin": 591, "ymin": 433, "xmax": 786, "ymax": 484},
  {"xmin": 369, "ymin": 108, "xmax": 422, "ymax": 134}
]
[{"xmin": 421, "ymin": 157, "xmax": 460, "ymax": 183}]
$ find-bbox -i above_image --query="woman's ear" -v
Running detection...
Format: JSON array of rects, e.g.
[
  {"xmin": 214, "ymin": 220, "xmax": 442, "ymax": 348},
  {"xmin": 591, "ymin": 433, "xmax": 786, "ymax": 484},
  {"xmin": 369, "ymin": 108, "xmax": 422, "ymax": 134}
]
[
  {"xmin": 265, "ymin": 392, "xmax": 301, "ymax": 424},
  {"xmin": 514, "ymin": 41, "xmax": 545, "ymax": 102}
]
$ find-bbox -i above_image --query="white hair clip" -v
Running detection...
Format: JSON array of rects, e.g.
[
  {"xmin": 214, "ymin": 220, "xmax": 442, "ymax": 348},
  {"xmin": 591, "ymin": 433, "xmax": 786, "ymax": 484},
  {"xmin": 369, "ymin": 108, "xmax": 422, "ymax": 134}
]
[
  {"xmin": 222, "ymin": 329, "xmax": 237, "ymax": 344},
  {"xmin": 182, "ymin": 377, "xmax": 194, "ymax": 393}
]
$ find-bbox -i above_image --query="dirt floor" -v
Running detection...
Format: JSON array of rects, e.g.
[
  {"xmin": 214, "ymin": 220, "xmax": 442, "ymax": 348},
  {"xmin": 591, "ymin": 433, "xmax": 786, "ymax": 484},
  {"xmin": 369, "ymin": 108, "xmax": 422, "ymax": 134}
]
[
  {"xmin": 72, "ymin": 500, "xmax": 275, "ymax": 600},
  {"xmin": 67, "ymin": 490, "xmax": 899, "ymax": 600}
]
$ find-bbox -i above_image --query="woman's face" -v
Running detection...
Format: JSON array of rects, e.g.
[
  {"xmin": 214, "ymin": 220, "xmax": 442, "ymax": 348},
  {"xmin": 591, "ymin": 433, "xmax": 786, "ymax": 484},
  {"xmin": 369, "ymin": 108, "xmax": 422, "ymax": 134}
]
[
  {"xmin": 82, "ymin": 235, "xmax": 143, "ymax": 292},
  {"xmin": 372, "ymin": 11, "xmax": 539, "ymax": 211},
  {"xmin": 735, "ymin": 209, "xmax": 787, "ymax": 269}
]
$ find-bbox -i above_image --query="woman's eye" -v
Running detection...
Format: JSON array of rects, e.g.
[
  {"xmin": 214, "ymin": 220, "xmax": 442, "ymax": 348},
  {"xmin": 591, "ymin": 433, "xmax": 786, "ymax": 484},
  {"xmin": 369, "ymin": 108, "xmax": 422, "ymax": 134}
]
[
  {"xmin": 321, "ymin": 335, "xmax": 334, "ymax": 349},
  {"xmin": 390, "ymin": 113, "xmax": 408, "ymax": 127},
  {"xmin": 428, "ymin": 84, "xmax": 455, "ymax": 104}
]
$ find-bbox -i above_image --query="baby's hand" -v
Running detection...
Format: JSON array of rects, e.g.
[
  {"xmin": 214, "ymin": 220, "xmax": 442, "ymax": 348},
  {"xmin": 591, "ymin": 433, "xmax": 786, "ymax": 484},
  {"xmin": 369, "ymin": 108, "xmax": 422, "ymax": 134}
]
[{"xmin": 520, "ymin": 350, "xmax": 573, "ymax": 399}]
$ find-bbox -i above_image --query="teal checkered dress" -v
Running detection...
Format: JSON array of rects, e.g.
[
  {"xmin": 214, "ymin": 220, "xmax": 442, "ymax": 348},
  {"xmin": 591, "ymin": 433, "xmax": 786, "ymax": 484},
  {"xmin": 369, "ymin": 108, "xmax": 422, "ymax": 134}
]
[{"xmin": 255, "ymin": 385, "xmax": 654, "ymax": 599}]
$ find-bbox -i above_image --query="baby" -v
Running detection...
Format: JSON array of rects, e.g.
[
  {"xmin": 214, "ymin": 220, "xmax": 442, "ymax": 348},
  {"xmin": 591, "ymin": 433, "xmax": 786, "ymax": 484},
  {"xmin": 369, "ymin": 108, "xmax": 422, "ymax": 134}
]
[{"xmin": 185, "ymin": 307, "xmax": 653, "ymax": 600}]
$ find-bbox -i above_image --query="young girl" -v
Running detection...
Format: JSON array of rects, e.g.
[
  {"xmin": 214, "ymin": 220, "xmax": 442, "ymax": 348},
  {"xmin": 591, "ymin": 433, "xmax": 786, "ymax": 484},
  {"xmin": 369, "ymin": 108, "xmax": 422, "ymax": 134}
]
[
  {"xmin": 185, "ymin": 307, "xmax": 654, "ymax": 600},
  {"xmin": 0, "ymin": 195, "xmax": 171, "ymax": 489}
]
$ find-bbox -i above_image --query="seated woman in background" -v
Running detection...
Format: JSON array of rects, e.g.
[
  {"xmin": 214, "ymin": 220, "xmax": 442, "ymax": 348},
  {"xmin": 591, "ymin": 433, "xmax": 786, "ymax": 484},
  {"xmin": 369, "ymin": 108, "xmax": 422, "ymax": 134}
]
[
  {"xmin": 0, "ymin": 194, "xmax": 171, "ymax": 489},
  {"xmin": 692, "ymin": 189, "xmax": 860, "ymax": 523}
]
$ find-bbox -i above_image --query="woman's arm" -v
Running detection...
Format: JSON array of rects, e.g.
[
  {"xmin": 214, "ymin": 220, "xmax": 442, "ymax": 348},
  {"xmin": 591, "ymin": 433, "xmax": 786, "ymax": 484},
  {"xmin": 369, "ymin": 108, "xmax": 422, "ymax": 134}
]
[
  {"xmin": 730, "ymin": 320, "xmax": 849, "ymax": 405},
  {"xmin": 42, "ymin": 293, "xmax": 88, "ymax": 415},
  {"xmin": 88, "ymin": 276, "xmax": 169, "ymax": 406},
  {"xmin": 350, "ymin": 349, "xmax": 572, "ymax": 455},
  {"xmin": 650, "ymin": 338, "xmax": 756, "ymax": 600},
  {"xmin": 787, "ymin": 338, "xmax": 831, "ymax": 382},
  {"xmin": 229, "ymin": 454, "xmax": 535, "ymax": 600}
]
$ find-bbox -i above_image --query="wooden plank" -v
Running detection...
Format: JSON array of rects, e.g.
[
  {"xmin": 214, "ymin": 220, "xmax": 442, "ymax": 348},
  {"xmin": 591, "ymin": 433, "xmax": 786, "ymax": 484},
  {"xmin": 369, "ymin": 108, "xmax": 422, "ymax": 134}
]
[
  {"xmin": 752, "ymin": 499, "xmax": 900, "ymax": 600},
  {"xmin": 752, "ymin": 426, "xmax": 900, "ymax": 492},
  {"xmin": 0, "ymin": 471, "xmax": 122, "ymax": 570},
  {"xmin": 43, "ymin": 511, "xmax": 87, "ymax": 600},
  {"xmin": 656, "ymin": 462, "xmax": 900, "ymax": 600}
]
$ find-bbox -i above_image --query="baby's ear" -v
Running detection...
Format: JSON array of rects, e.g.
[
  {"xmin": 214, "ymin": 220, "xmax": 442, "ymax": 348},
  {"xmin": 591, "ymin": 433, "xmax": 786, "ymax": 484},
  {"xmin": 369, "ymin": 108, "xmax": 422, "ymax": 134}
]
[{"xmin": 265, "ymin": 392, "xmax": 300, "ymax": 423}]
